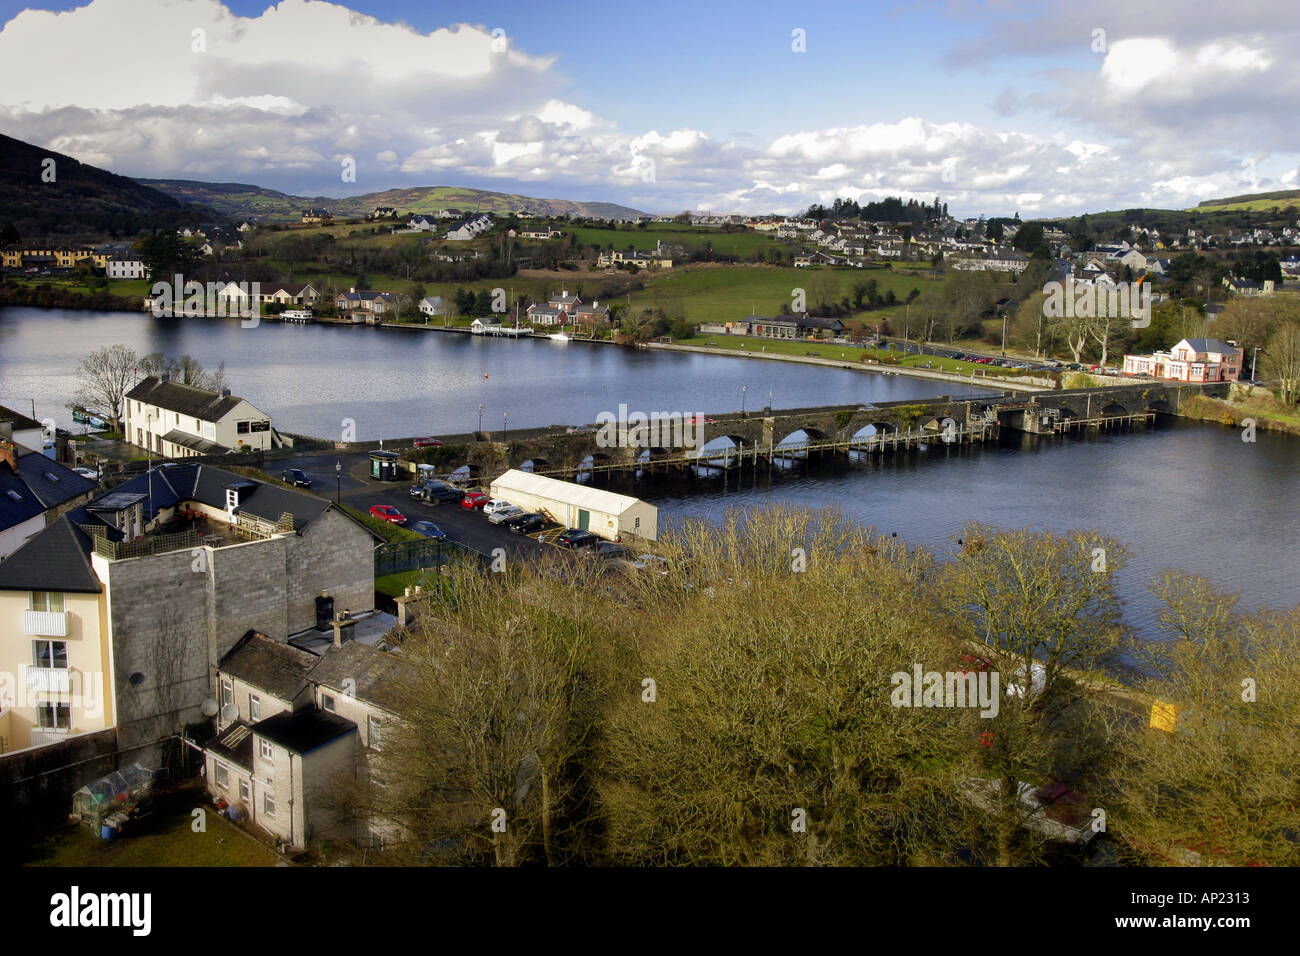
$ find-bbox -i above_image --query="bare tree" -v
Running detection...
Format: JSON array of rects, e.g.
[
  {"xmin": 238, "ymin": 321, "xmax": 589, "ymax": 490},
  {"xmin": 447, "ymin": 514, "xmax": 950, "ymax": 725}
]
[
  {"xmin": 71, "ymin": 344, "xmax": 139, "ymax": 431},
  {"xmin": 1261, "ymin": 320, "xmax": 1300, "ymax": 403}
]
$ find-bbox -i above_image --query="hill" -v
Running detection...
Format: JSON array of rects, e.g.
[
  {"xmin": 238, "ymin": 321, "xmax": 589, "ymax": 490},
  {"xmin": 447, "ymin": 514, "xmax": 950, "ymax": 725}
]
[
  {"xmin": 138, "ymin": 180, "xmax": 645, "ymax": 222},
  {"xmin": 0, "ymin": 132, "xmax": 213, "ymax": 239},
  {"xmin": 1190, "ymin": 189, "xmax": 1300, "ymax": 213}
]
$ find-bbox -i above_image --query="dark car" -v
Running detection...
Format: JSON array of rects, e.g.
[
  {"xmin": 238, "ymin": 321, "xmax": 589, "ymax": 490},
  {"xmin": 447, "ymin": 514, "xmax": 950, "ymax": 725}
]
[
  {"xmin": 410, "ymin": 481, "xmax": 461, "ymax": 504},
  {"xmin": 555, "ymin": 528, "xmax": 599, "ymax": 549},
  {"xmin": 583, "ymin": 541, "xmax": 632, "ymax": 560},
  {"xmin": 409, "ymin": 521, "xmax": 447, "ymax": 540},
  {"xmin": 281, "ymin": 468, "xmax": 312, "ymax": 487},
  {"xmin": 505, "ymin": 512, "xmax": 547, "ymax": 534}
]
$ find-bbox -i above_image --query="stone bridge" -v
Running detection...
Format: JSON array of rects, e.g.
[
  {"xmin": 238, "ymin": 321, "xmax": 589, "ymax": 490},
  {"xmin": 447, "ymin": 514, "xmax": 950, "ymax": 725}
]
[{"xmin": 379, "ymin": 380, "xmax": 1225, "ymax": 484}]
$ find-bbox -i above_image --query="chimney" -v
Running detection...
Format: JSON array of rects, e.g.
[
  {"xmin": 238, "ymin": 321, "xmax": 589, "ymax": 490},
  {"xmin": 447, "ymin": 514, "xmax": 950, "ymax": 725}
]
[
  {"xmin": 0, "ymin": 439, "xmax": 16, "ymax": 473},
  {"xmin": 349, "ymin": 286, "xmax": 355, "ymax": 293},
  {"xmin": 221, "ymin": 387, "xmax": 231, "ymax": 397},
  {"xmin": 160, "ymin": 372, "xmax": 170, "ymax": 383},
  {"xmin": 332, "ymin": 608, "xmax": 355, "ymax": 648}
]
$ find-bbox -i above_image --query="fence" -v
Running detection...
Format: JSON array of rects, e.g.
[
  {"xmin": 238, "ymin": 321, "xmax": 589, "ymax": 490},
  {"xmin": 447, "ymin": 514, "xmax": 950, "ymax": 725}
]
[{"xmin": 374, "ymin": 538, "xmax": 493, "ymax": 577}]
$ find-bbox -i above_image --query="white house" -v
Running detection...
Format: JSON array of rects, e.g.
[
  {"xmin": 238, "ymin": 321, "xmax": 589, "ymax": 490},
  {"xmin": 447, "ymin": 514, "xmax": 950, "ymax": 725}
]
[
  {"xmin": 105, "ymin": 256, "xmax": 147, "ymax": 280},
  {"xmin": 418, "ymin": 296, "xmax": 445, "ymax": 317},
  {"xmin": 124, "ymin": 375, "xmax": 280, "ymax": 457}
]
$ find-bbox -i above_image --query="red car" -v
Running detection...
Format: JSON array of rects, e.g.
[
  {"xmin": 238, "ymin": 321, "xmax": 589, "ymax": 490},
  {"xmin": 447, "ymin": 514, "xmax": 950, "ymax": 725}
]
[
  {"xmin": 413, "ymin": 437, "xmax": 443, "ymax": 448},
  {"xmin": 369, "ymin": 504, "xmax": 407, "ymax": 525},
  {"xmin": 461, "ymin": 492, "xmax": 489, "ymax": 510}
]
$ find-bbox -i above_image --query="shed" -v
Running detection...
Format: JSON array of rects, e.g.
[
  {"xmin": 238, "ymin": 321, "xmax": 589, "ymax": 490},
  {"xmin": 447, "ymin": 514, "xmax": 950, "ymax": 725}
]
[{"xmin": 489, "ymin": 469, "xmax": 658, "ymax": 541}]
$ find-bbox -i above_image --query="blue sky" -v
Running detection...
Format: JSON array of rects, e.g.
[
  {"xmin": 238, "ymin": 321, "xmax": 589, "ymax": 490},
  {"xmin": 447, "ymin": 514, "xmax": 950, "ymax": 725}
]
[{"xmin": 1, "ymin": 0, "xmax": 1297, "ymax": 216}]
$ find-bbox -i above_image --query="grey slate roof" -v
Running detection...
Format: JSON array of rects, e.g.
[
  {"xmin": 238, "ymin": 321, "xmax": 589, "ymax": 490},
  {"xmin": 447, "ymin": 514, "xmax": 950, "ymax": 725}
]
[
  {"xmin": 1183, "ymin": 338, "xmax": 1241, "ymax": 355},
  {"xmin": 254, "ymin": 706, "xmax": 356, "ymax": 755},
  {"xmin": 0, "ymin": 516, "xmax": 101, "ymax": 592},
  {"xmin": 0, "ymin": 463, "xmax": 332, "ymax": 591},
  {"xmin": 161, "ymin": 428, "xmax": 228, "ymax": 455},
  {"xmin": 0, "ymin": 405, "xmax": 42, "ymax": 432},
  {"xmin": 219, "ymin": 631, "xmax": 319, "ymax": 701},
  {"xmin": 309, "ymin": 641, "xmax": 408, "ymax": 714},
  {"xmin": 126, "ymin": 376, "xmax": 244, "ymax": 422},
  {"xmin": 0, "ymin": 446, "xmax": 96, "ymax": 535}
]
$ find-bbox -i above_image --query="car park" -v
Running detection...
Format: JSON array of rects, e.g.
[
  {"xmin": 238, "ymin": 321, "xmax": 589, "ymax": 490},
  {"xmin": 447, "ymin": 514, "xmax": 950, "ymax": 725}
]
[
  {"xmin": 505, "ymin": 512, "xmax": 547, "ymax": 534},
  {"xmin": 461, "ymin": 492, "xmax": 489, "ymax": 510},
  {"xmin": 409, "ymin": 521, "xmax": 447, "ymax": 540},
  {"xmin": 369, "ymin": 504, "xmax": 407, "ymax": 525},
  {"xmin": 281, "ymin": 468, "xmax": 312, "ymax": 487}
]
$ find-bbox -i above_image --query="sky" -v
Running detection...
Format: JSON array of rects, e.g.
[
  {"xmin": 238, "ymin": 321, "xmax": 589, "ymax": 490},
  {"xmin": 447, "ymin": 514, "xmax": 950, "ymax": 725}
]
[{"xmin": 0, "ymin": 0, "xmax": 1297, "ymax": 218}]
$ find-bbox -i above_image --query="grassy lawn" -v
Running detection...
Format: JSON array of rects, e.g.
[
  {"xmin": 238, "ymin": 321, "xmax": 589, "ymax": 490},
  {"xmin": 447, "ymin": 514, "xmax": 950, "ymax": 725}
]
[
  {"xmin": 375, "ymin": 568, "xmax": 444, "ymax": 598},
  {"xmin": 676, "ymin": 333, "xmax": 1044, "ymax": 380},
  {"xmin": 339, "ymin": 503, "xmax": 422, "ymax": 543},
  {"xmin": 24, "ymin": 787, "xmax": 284, "ymax": 867}
]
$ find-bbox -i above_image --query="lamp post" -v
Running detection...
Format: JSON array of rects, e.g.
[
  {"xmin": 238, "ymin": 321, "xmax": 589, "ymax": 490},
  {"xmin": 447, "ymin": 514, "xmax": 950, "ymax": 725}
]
[
  {"xmin": 335, "ymin": 460, "xmax": 341, "ymax": 504},
  {"xmin": 741, "ymin": 385, "xmax": 748, "ymax": 417},
  {"xmin": 503, "ymin": 411, "xmax": 509, "ymax": 442},
  {"xmin": 478, "ymin": 403, "xmax": 483, "ymax": 435}
]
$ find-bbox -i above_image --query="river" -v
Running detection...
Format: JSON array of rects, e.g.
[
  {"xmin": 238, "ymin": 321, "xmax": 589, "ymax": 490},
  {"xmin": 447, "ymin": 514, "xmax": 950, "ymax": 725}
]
[{"xmin": 2, "ymin": 306, "xmax": 1296, "ymax": 636}]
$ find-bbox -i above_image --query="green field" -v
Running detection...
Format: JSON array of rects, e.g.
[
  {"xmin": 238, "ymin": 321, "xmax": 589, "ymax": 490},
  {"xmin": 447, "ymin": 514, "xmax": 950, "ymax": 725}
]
[{"xmin": 567, "ymin": 223, "xmax": 784, "ymax": 258}]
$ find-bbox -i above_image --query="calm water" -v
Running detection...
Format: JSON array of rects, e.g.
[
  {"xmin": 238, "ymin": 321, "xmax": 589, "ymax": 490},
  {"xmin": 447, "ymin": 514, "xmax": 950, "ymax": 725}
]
[
  {"xmin": 0, "ymin": 308, "xmax": 985, "ymax": 438},
  {"xmin": 2, "ymin": 306, "xmax": 1296, "ymax": 635},
  {"xmin": 619, "ymin": 419, "xmax": 1300, "ymax": 637}
]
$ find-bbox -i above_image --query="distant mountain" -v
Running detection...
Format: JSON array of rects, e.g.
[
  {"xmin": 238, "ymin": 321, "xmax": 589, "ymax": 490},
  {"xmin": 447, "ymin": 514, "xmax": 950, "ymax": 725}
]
[
  {"xmin": 137, "ymin": 179, "xmax": 645, "ymax": 222},
  {"xmin": 0, "ymin": 132, "xmax": 213, "ymax": 239}
]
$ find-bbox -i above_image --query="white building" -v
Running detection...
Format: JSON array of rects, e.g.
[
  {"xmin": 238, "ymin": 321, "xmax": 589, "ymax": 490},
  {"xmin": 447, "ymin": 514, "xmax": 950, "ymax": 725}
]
[
  {"xmin": 105, "ymin": 256, "xmax": 147, "ymax": 279},
  {"xmin": 124, "ymin": 375, "xmax": 281, "ymax": 457},
  {"xmin": 489, "ymin": 469, "xmax": 658, "ymax": 542}
]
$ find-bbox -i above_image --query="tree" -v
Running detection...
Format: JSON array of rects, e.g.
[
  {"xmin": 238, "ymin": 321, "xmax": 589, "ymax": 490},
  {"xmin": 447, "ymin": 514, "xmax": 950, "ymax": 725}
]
[
  {"xmin": 806, "ymin": 269, "xmax": 839, "ymax": 313},
  {"xmin": 71, "ymin": 345, "xmax": 138, "ymax": 431},
  {"xmin": 1261, "ymin": 320, "xmax": 1300, "ymax": 403},
  {"xmin": 138, "ymin": 230, "xmax": 200, "ymax": 281},
  {"xmin": 1011, "ymin": 292, "xmax": 1052, "ymax": 358},
  {"xmin": 139, "ymin": 352, "xmax": 227, "ymax": 391}
]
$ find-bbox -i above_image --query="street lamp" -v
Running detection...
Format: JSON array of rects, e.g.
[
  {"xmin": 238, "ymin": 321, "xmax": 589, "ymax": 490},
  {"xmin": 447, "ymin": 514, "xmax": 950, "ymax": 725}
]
[
  {"xmin": 335, "ymin": 460, "xmax": 341, "ymax": 504},
  {"xmin": 741, "ymin": 385, "xmax": 748, "ymax": 416},
  {"xmin": 503, "ymin": 411, "xmax": 509, "ymax": 442},
  {"xmin": 478, "ymin": 403, "xmax": 483, "ymax": 435}
]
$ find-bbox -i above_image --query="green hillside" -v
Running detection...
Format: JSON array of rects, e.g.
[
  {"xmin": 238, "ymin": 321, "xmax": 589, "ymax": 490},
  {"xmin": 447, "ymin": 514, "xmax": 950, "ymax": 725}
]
[
  {"xmin": 1192, "ymin": 189, "xmax": 1300, "ymax": 212},
  {"xmin": 138, "ymin": 180, "xmax": 645, "ymax": 223},
  {"xmin": 0, "ymin": 132, "xmax": 212, "ymax": 238}
]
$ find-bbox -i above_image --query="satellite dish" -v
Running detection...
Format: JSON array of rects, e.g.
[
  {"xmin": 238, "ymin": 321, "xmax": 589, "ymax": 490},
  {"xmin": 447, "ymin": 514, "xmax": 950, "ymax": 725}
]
[
  {"xmin": 220, "ymin": 703, "xmax": 239, "ymax": 722},
  {"xmin": 201, "ymin": 698, "xmax": 219, "ymax": 717}
]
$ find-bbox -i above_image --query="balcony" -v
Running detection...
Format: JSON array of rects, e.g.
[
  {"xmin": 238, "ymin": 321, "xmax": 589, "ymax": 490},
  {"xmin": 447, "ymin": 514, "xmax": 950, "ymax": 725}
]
[
  {"xmin": 26, "ymin": 666, "xmax": 71, "ymax": 694},
  {"xmin": 23, "ymin": 609, "xmax": 69, "ymax": 637}
]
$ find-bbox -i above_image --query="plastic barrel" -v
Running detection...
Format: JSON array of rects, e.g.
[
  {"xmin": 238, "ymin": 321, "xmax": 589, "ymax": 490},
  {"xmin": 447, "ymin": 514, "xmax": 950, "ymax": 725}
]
[{"xmin": 100, "ymin": 824, "xmax": 115, "ymax": 840}]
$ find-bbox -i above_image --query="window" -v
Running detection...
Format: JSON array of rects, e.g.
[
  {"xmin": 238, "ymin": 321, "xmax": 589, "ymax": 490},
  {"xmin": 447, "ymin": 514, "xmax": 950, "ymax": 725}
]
[
  {"xmin": 30, "ymin": 591, "xmax": 64, "ymax": 613},
  {"xmin": 368, "ymin": 715, "xmax": 382, "ymax": 751},
  {"xmin": 263, "ymin": 791, "xmax": 275, "ymax": 816},
  {"xmin": 214, "ymin": 762, "xmax": 229, "ymax": 790},
  {"xmin": 32, "ymin": 640, "xmax": 68, "ymax": 669},
  {"xmin": 220, "ymin": 679, "xmax": 232, "ymax": 707},
  {"xmin": 37, "ymin": 703, "xmax": 70, "ymax": 729},
  {"xmin": 260, "ymin": 739, "xmax": 272, "ymax": 760},
  {"xmin": 238, "ymin": 779, "xmax": 249, "ymax": 802},
  {"xmin": 322, "ymin": 694, "xmax": 335, "ymax": 712},
  {"xmin": 237, "ymin": 421, "xmax": 250, "ymax": 434},
  {"xmin": 249, "ymin": 695, "xmax": 261, "ymax": 720}
]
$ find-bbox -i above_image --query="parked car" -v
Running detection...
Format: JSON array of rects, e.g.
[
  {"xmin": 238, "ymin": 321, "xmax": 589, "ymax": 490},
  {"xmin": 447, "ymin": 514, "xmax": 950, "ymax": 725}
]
[
  {"xmin": 413, "ymin": 437, "xmax": 443, "ymax": 448},
  {"xmin": 487, "ymin": 504, "xmax": 526, "ymax": 525},
  {"xmin": 555, "ymin": 528, "xmax": 599, "ymax": 549},
  {"xmin": 369, "ymin": 504, "xmax": 407, "ymax": 525},
  {"xmin": 72, "ymin": 467, "xmax": 100, "ymax": 481},
  {"xmin": 409, "ymin": 520, "xmax": 447, "ymax": 540},
  {"xmin": 505, "ymin": 512, "xmax": 547, "ymax": 535},
  {"xmin": 461, "ymin": 492, "xmax": 490, "ymax": 510},
  {"xmin": 410, "ymin": 481, "xmax": 461, "ymax": 504},
  {"xmin": 583, "ymin": 541, "xmax": 632, "ymax": 560},
  {"xmin": 482, "ymin": 499, "xmax": 517, "ymax": 518},
  {"xmin": 281, "ymin": 468, "xmax": 312, "ymax": 487}
]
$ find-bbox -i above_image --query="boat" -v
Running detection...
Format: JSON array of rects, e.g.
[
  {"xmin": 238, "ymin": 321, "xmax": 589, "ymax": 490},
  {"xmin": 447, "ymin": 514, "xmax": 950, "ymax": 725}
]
[
  {"xmin": 549, "ymin": 332, "xmax": 570, "ymax": 342},
  {"xmin": 280, "ymin": 309, "xmax": 313, "ymax": 322}
]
